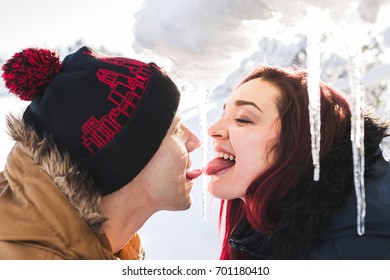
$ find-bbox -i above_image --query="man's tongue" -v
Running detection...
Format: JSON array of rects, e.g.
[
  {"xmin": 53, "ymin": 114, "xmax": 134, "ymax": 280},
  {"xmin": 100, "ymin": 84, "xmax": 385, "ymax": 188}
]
[
  {"xmin": 206, "ymin": 158, "xmax": 235, "ymax": 175},
  {"xmin": 186, "ymin": 169, "xmax": 202, "ymax": 180}
]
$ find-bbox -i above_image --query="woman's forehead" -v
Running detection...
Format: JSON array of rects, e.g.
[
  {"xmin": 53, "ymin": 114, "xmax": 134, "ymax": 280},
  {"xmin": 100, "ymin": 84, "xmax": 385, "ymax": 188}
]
[{"xmin": 226, "ymin": 79, "xmax": 280, "ymax": 110}]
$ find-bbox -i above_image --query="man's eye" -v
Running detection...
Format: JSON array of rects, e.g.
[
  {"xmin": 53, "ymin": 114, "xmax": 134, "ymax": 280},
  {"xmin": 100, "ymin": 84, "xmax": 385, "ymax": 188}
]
[{"xmin": 174, "ymin": 125, "xmax": 182, "ymax": 135}]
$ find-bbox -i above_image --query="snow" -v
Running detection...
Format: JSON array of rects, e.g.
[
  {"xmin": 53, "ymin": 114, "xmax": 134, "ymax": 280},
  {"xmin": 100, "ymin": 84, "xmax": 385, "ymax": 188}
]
[
  {"xmin": 364, "ymin": 63, "xmax": 390, "ymax": 87},
  {"xmin": 133, "ymin": 0, "xmax": 390, "ymax": 91},
  {"xmin": 0, "ymin": 96, "xmax": 29, "ymax": 168}
]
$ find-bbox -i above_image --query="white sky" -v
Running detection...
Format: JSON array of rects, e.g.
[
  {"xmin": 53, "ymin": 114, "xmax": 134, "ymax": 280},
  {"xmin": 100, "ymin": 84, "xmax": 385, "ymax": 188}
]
[{"xmin": 0, "ymin": 0, "xmax": 143, "ymax": 58}]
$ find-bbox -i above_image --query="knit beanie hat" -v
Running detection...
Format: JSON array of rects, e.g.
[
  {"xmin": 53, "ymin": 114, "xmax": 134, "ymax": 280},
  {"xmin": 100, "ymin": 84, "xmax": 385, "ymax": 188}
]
[{"xmin": 2, "ymin": 46, "xmax": 180, "ymax": 195}]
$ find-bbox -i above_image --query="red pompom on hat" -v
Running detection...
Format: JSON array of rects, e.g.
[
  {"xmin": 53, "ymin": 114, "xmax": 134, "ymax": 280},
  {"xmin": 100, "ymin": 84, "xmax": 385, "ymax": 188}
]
[{"xmin": 1, "ymin": 48, "xmax": 61, "ymax": 101}]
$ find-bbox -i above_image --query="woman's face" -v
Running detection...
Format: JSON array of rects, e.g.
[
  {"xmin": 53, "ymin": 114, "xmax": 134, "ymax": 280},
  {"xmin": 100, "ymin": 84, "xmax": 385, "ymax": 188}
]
[{"xmin": 206, "ymin": 78, "xmax": 281, "ymax": 200}]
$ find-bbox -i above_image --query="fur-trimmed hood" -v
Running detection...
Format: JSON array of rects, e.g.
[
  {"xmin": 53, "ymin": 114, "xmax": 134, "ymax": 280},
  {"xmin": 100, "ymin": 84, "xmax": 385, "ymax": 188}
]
[
  {"xmin": 4, "ymin": 114, "xmax": 106, "ymax": 232},
  {"xmin": 0, "ymin": 115, "xmax": 145, "ymax": 260},
  {"xmin": 229, "ymin": 114, "xmax": 390, "ymax": 259}
]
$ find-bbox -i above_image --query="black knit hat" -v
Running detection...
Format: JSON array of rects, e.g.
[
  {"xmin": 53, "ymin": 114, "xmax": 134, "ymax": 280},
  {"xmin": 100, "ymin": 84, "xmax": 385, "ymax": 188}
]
[{"xmin": 2, "ymin": 46, "xmax": 180, "ymax": 195}]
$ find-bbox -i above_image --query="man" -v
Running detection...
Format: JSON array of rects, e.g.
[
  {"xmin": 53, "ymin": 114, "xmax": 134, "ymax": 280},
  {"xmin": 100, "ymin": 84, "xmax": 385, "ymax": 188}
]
[{"xmin": 0, "ymin": 46, "xmax": 201, "ymax": 259}]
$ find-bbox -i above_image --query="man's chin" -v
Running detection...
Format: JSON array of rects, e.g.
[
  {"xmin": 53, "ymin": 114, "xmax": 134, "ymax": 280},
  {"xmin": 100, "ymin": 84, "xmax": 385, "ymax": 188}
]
[{"xmin": 180, "ymin": 195, "xmax": 193, "ymax": 211}]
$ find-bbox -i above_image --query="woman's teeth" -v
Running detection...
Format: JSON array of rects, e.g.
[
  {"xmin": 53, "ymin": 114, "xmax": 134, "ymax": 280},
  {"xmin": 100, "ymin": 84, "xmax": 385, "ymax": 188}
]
[{"xmin": 215, "ymin": 151, "xmax": 235, "ymax": 161}]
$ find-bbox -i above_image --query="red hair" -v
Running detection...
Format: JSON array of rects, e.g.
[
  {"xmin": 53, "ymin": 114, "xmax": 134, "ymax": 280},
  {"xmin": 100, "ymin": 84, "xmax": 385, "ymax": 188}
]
[{"xmin": 220, "ymin": 65, "xmax": 351, "ymax": 259}]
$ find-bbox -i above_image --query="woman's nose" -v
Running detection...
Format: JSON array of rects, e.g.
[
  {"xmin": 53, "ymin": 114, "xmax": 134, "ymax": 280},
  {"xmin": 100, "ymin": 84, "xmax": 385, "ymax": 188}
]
[{"xmin": 207, "ymin": 119, "xmax": 228, "ymax": 139}]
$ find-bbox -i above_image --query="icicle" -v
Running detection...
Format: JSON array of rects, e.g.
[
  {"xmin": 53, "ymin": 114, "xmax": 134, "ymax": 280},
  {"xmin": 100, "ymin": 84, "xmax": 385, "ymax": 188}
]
[
  {"xmin": 198, "ymin": 90, "xmax": 210, "ymax": 220},
  {"xmin": 306, "ymin": 37, "xmax": 322, "ymax": 181},
  {"xmin": 347, "ymin": 49, "xmax": 366, "ymax": 236}
]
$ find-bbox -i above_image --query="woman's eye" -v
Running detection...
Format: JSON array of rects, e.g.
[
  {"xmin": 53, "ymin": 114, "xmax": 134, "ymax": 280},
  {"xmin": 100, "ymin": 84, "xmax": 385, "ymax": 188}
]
[{"xmin": 235, "ymin": 118, "xmax": 251, "ymax": 124}]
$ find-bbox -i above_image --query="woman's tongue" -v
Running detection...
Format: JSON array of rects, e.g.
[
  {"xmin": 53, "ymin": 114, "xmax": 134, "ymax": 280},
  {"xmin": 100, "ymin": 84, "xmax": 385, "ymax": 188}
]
[{"xmin": 206, "ymin": 158, "xmax": 235, "ymax": 175}]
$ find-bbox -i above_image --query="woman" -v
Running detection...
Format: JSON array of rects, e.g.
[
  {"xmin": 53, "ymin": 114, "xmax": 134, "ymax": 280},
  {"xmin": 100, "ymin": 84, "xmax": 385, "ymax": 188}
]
[{"xmin": 206, "ymin": 65, "xmax": 390, "ymax": 259}]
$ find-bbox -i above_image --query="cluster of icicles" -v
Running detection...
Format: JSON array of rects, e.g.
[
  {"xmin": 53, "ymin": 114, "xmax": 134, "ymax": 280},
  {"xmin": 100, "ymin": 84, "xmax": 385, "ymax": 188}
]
[{"xmin": 306, "ymin": 37, "xmax": 366, "ymax": 236}]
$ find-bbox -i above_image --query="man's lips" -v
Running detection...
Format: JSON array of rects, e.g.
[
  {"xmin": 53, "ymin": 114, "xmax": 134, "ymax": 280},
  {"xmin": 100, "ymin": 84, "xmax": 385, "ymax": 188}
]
[{"xmin": 186, "ymin": 169, "xmax": 202, "ymax": 180}]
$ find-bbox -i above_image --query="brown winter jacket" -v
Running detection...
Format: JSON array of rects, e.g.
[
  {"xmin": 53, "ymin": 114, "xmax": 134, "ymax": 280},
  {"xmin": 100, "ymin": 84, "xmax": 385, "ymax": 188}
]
[{"xmin": 0, "ymin": 115, "xmax": 144, "ymax": 260}]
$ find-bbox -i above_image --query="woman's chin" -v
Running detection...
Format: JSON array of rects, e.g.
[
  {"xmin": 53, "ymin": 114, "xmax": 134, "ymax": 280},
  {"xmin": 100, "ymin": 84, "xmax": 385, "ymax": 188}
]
[
  {"xmin": 207, "ymin": 183, "xmax": 223, "ymax": 199},
  {"xmin": 207, "ymin": 182, "xmax": 241, "ymax": 200}
]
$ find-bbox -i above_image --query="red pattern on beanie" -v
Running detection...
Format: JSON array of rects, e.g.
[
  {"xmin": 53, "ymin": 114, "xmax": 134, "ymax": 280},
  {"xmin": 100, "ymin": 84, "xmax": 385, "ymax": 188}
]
[
  {"xmin": 1, "ymin": 48, "xmax": 61, "ymax": 101},
  {"xmin": 81, "ymin": 51, "xmax": 152, "ymax": 153}
]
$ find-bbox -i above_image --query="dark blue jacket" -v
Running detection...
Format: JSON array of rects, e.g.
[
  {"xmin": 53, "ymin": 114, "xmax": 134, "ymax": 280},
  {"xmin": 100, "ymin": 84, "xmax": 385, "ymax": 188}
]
[{"xmin": 310, "ymin": 155, "xmax": 390, "ymax": 259}]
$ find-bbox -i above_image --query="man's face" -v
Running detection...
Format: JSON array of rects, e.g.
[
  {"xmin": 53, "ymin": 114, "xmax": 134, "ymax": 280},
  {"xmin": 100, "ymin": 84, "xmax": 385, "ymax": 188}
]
[{"xmin": 140, "ymin": 113, "xmax": 201, "ymax": 211}]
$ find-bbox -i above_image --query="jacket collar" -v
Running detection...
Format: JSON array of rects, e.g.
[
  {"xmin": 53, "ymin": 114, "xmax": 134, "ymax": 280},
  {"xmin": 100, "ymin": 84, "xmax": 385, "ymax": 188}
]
[{"xmin": 229, "ymin": 217, "xmax": 272, "ymax": 259}]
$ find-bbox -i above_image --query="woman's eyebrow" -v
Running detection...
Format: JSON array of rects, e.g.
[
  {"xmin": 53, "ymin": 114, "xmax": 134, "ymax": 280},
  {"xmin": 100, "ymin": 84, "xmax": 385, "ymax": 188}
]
[{"xmin": 235, "ymin": 99, "xmax": 262, "ymax": 112}]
